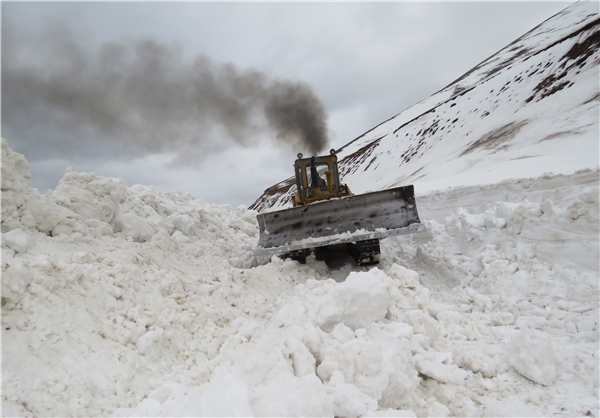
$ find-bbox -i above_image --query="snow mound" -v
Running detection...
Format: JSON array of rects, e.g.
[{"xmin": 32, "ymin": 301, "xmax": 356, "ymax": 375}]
[{"xmin": 2, "ymin": 139, "xmax": 598, "ymax": 417}]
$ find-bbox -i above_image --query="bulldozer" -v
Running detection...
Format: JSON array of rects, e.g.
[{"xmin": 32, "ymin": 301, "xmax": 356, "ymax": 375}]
[{"xmin": 252, "ymin": 149, "xmax": 425, "ymax": 265}]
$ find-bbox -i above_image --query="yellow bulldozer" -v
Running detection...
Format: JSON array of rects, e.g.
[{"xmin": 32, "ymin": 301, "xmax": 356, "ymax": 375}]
[{"xmin": 252, "ymin": 149, "xmax": 424, "ymax": 265}]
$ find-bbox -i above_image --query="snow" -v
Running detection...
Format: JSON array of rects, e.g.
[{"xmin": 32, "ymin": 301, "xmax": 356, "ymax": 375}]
[
  {"xmin": 2, "ymin": 132, "xmax": 598, "ymax": 417},
  {"xmin": 2, "ymin": 228, "xmax": 29, "ymax": 254},
  {"xmin": 2, "ymin": 3, "xmax": 598, "ymax": 416},
  {"xmin": 509, "ymin": 329, "xmax": 560, "ymax": 387}
]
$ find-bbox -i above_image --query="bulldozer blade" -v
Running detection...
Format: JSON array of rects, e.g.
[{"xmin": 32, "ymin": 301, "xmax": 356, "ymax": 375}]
[{"xmin": 252, "ymin": 185, "xmax": 425, "ymax": 257}]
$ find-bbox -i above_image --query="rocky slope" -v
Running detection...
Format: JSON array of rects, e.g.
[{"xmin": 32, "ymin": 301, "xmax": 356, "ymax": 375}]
[{"xmin": 250, "ymin": 1, "xmax": 599, "ymax": 212}]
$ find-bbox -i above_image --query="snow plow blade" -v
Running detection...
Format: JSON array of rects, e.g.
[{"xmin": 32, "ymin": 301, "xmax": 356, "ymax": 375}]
[{"xmin": 252, "ymin": 185, "xmax": 424, "ymax": 257}]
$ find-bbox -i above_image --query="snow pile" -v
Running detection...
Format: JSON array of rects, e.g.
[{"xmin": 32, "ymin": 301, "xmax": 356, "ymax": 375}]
[
  {"xmin": 116, "ymin": 268, "xmax": 425, "ymax": 417},
  {"xmin": 1, "ymin": 142, "xmax": 102, "ymax": 239},
  {"xmin": 380, "ymin": 172, "xmax": 599, "ymax": 415},
  {"xmin": 2, "ymin": 138, "xmax": 598, "ymax": 417},
  {"xmin": 1, "ymin": 139, "xmax": 265, "ymax": 415}
]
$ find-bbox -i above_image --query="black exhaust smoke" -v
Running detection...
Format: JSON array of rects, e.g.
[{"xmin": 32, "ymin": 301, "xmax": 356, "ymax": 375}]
[{"xmin": 2, "ymin": 25, "xmax": 329, "ymax": 162}]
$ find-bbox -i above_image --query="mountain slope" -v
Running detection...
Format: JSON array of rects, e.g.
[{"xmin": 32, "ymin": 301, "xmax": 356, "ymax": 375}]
[{"xmin": 250, "ymin": 1, "xmax": 599, "ymax": 212}]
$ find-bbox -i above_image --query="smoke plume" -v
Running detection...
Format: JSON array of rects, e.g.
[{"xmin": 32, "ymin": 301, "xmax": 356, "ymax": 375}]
[{"xmin": 2, "ymin": 26, "xmax": 329, "ymax": 163}]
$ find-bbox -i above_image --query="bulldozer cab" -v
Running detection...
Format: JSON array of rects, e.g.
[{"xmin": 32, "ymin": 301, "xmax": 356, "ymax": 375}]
[{"xmin": 293, "ymin": 150, "xmax": 352, "ymax": 206}]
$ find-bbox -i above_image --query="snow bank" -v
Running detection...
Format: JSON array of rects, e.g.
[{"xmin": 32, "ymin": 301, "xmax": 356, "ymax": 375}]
[
  {"xmin": 380, "ymin": 171, "xmax": 599, "ymax": 415},
  {"xmin": 2, "ymin": 139, "xmax": 598, "ymax": 417},
  {"xmin": 1, "ymin": 139, "xmax": 267, "ymax": 415}
]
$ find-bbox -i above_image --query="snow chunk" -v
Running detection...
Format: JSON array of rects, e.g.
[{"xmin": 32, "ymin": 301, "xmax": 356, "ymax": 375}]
[
  {"xmin": 2, "ymin": 228, "xmax": 29, "ymax": 253},
  {"xmin": 307, "ymin": 268, "xmax": 397, "ymax": 332},
  {"xmin": 415, "ymin": 358, "xmax": 470, "ymax": 384},
  {"xmin": 1, "ymin": 260, "xmax": 33, "ymax": 308},
  {"xmin": 115, "ymin": 212, "xmax": 156, "ymax": 242},
  {"xmin": 387, "ymin": 263, "xmax": 420, "ymax": 288},
  {"xmin": 510, "ymin": 329, "xmax": 560, "ymax": 386}
]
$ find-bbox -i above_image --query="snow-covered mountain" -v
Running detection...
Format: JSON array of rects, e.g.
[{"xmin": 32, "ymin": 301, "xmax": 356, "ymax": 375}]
[{"xmin": 250, "ymin": 2, "xmax": 599, "ymax": 211}]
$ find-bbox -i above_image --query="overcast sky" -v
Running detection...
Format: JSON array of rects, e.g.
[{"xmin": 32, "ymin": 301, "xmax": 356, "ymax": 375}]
[{"xmin": 2, "ymin": 1, "xmax": 573, "ymax": 208}]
